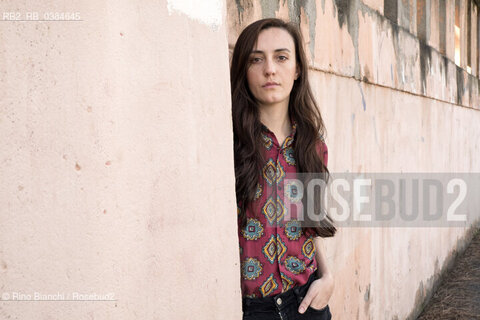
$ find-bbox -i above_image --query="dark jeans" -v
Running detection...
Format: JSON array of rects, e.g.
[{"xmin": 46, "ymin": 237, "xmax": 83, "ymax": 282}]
[{"xmin": 242, "ymin": 272, "xmax": 332, "ymax": 320}]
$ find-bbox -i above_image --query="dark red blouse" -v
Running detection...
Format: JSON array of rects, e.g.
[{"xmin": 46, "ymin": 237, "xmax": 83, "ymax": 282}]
[{"xmin": 237, "ymin": 118, "xmax": 328, "ymax": 298}]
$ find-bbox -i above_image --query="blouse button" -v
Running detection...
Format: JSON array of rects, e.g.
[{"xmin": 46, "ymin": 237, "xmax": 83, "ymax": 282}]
[{"xmin": 276, "ymin": 297, "xmax": 282, "ymax": 305}]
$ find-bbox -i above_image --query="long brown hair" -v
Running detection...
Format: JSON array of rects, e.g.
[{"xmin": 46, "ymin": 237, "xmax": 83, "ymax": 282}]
[{"xmin": 231, "ymin": 18, "xmax": 336, "ymax": 238}]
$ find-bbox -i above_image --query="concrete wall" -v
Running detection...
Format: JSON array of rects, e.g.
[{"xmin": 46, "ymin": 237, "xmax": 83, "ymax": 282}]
[
  {"xmin": 227, "ymin": 0, "xmax": 480, "ymax": 319},
  {"xmin": 0, "ymin": 0, "xmax": 240, "ymax": 319}
]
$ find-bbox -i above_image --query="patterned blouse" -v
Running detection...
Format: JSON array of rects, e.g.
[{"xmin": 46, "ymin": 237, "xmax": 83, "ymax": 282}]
[{"xmin": 237, "ymin": 118, "xmax": 328, "ymax": 298}]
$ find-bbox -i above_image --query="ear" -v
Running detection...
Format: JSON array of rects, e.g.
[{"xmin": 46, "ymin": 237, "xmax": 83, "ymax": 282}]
[{"xmin": 295, "ymin": 66, "xmax": 300, "ymax": 80}]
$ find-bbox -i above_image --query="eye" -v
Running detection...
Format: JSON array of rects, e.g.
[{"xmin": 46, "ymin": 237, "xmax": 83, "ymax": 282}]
[
  {"xmin": 250, "ymin": 57, "xmax": 263, "ymax": 63},
  {"xmin": 278, "ymin": 55, "xmax": 288, "ymax": 61}
]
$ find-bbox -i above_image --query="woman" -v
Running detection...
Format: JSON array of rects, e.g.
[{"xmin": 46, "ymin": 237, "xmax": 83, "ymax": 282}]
[{"xmin": 231, "ymin": 18, "xmax": 337, "ymax": 319}]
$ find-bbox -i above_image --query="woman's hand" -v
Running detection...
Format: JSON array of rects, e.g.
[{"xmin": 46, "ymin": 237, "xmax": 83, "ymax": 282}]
[{"xmin": 298, "ymin": 273, "xmax": 334, "ymax": 314}]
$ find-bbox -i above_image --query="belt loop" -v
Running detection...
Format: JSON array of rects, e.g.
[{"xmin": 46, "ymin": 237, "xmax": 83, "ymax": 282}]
[
  {"xmin": 291, "ymin": 271, "xmax": 318, "ymax": 304},
  {"xmin": 292, "ymin": 286, "xmax": 300, "ymax": 306},
  {"xmin": 293, "ymin": 286, "xmax": 300, "ymax": 297}
]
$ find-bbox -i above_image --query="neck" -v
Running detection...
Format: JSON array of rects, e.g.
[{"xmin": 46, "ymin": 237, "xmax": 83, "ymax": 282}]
[{"xmin": 258, "ymin": 102, "xmax": 291, "ymax": 135}]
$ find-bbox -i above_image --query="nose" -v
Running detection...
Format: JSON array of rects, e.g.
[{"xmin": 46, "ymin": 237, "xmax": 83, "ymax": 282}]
[{"xmin": 264, "ymin": 57, "xmax": 276, "ymax": 76}]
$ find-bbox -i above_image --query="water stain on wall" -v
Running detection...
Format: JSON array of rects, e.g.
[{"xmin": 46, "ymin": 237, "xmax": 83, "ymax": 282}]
[
  {"xmin": 332, "ymin": 0, "xmax": 361, "ymax": 79},
  {"xmin": 233, "ymin": 0, "xmax": 318, "ymax": 62},
  {"xmin": 419, "ymin": 40, "xmax": 432, "ymax": 95},
  {"xmin": 287, "ymin": 0, "xmax": 317, "ymax": 61},
  {"xmin": 260, "ymin": 0, "xmax": 280, "ymax": 19},
  {"xmin": 456, "ymin": 65, "xmax": 464, "ymax": 105}
]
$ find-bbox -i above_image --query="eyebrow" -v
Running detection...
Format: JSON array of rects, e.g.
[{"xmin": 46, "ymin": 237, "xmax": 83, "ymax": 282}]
[{"xmin": 250, "ymin": 48, "xmax": 291, "ymax": 54}]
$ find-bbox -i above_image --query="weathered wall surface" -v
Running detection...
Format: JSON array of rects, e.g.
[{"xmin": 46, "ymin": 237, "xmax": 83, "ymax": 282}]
[
  {"xmin": 227, "ymin": 0, "xmax": 480, "ymax": 319},
  {"xmin": 0, "ymin": 0, "xmax": 241, "ymax": 319}
]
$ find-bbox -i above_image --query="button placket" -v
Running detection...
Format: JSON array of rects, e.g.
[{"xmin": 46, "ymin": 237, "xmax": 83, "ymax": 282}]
[
  {"xmin": 277, "ymin": 155, "xmax": 282, "ymax": 192},
  {"xmin": 274, "ymin": 151, "xmax": 279, "ymax": 229}
]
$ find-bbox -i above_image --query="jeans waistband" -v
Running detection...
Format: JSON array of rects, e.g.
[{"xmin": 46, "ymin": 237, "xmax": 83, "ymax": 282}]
[{"xmin": 242, "ymin": 271, "xmax": 319, "ymax": 312}]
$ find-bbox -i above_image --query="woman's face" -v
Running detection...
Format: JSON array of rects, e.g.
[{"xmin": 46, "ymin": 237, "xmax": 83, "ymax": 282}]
[{"xmin": 246, "ymin": 27, "xmax": 299, "ymax": 109}]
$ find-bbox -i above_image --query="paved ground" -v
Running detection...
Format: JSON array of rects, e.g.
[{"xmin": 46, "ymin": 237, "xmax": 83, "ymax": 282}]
[{"xmin": 417, "ymin": 227, "xmax": 480, "ymax": 320}]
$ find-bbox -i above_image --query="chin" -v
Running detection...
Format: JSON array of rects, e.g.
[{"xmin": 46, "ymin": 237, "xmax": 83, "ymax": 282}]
[
  {"xmin": 260, "ymin": 100, "xmax": 279, "ymax": 105},
  {"xmin": 261, "ymin": 96, "xmax": 282, "ymax": 104}
]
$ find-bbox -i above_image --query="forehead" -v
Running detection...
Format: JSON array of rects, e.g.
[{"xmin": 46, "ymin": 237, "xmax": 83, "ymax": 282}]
[{"xmin": 252, "ymin": 27, "xmax": 295, "ymax": 52}]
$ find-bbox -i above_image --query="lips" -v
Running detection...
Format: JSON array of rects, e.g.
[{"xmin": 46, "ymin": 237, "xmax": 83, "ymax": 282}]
[{"xmin": 263, "ymin": 82, "xmax": 279, "ymax": 88}]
